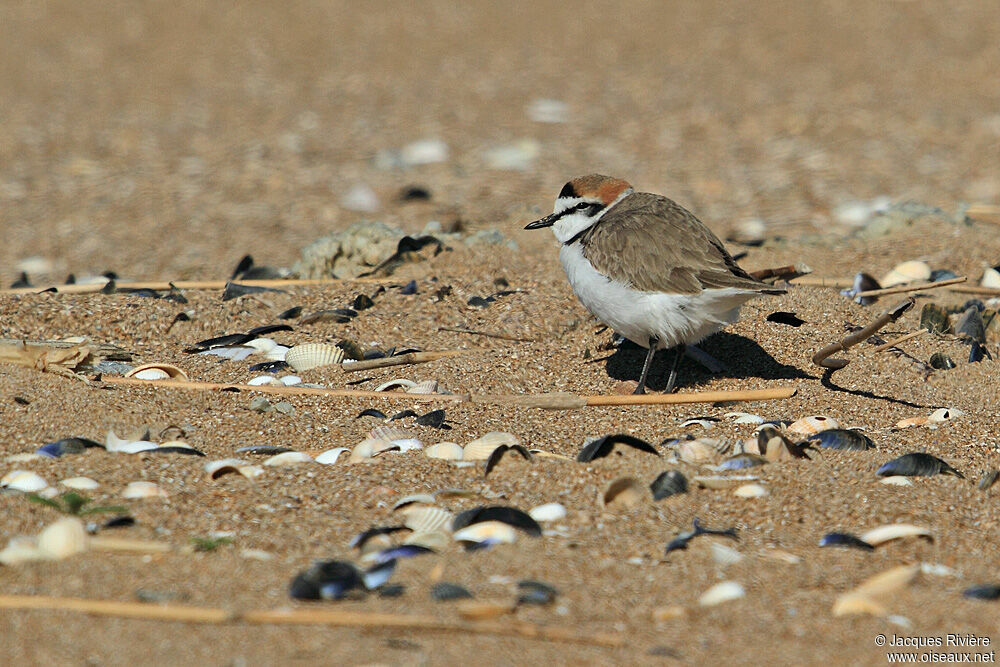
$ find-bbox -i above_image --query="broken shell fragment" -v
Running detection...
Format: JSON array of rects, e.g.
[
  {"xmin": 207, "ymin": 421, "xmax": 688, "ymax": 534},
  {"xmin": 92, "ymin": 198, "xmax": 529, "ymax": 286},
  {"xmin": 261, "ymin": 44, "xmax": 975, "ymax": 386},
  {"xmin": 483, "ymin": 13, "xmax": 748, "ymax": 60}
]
[
  {"xmin": 349, "ymin": 439, "xmax": 398, "ymax": 463},
  {"xmin": 374, "ymin": 378, "xmax": 417, "ymax": 392},
  {"xmin": 285, "ymin": 343, "xmax": 345, "ymax": 372},
  {"xmin": 263, "ymin": 451, "xmax": 314, "ymax": 466},
  {"xmin": 928, "ymin": 407, "xmax": 964, "ymax": 423},
  {"xmin": 59, "ymin": 476, "xmax": 100, "ymax": 491},
  {"xmin": 880, "ymin": 476, "xmax": 914, "ymax": 487},
  {"xmin": 37, "ymin": 517, "xmax": 89, "ymax": 560},
  {"xmin": 832, "ymin": 565, "xmax": 920, "ymax": 617},
  {"xmin": 125, "ymin": 363, "xmax": 189, "ymax": 381},
  {"xmin": 122, "ymin": 481, "xmax": 168, "ymax": 499},
  {"xmin": 733, "ymin": 483, "xmax": 768, "ymax": 498},
  {"xmin": 1, "ymin": 470, "xmax": 49, "ymax": 493},
  {"xmin": 528, "ymin": 502, "xmax": 566, "ymax": 522},
  {"xmin": 698, "ymin": 581, "xmax": 746, "ymax": 607},
  {"xmin": 877, "ymin": 453, "xmax": 963, "ymax": 478},
  {"xmin": 452, "ymin": 521, "xmax": 517, "ymax": 546},
  {"xmin": 787, "ymin": 415, "xmax": 839, "ymax": 436},
  {"xmin": 425, "ymin": 442, "xmax": 464, "ymax": 460},
  {"xmin": 601, "ymin": 477, "xmax": 649, "ymax": 510},
  {"xmin": 819, "ymin": 532, "xmax": 874, "ymax": 551},
  {"xmin": 650, "ymin": 470, "xmax": 688, "ymax": 501},
  {"xmin": 859, "ymin": 524, "xmax": 932, "ymax": 547},
  {"xmin": 401, "ymin": 506, "xmax": 454, "ymax": 534},
  {"xmin": 315, "ymin": 448, "xmax": 350, "ymax": 464},
  {"xmin": 392, "ymin": 493, "xmax": 437, "ymax": 511},
  {"xmin": 693, "ymin": 475, "xmax": 759, "ymax": 490},
  {"xmin": 204, "ymin": 458, "xmax": 264, "ymax": 480},
  {"xmin": 406, "ymin": 380, "xmax": 440, "ymax": 394},
  {"xmin": 725, "ymin": 412, "xmax": 764, "ymax": 425}
]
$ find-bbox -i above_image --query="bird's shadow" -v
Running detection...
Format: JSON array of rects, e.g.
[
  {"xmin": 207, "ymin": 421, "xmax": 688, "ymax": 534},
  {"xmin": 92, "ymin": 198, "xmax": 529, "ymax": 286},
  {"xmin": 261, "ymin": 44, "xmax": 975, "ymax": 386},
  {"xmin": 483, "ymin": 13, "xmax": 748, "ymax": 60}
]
[{"xmin": 603, "ymin": 332, "xmax": 813, "ymax": 391}]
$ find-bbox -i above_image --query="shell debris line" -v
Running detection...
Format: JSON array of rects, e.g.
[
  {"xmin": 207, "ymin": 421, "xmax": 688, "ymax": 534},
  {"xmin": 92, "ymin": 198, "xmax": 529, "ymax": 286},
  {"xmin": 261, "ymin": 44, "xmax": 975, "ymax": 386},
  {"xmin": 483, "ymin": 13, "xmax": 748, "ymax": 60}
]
[{"xmin": 5, "ymin": 6, "xmax": 1000, "ymax": 660}]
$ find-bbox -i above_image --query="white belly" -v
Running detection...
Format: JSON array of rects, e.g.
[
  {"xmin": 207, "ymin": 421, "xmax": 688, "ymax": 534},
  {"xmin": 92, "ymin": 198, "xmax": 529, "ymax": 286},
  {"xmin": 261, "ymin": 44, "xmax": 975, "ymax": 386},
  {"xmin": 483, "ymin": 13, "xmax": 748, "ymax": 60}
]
[{"xmin": 559, "ymin": 243, "xmax": 758, "ymax": 349}]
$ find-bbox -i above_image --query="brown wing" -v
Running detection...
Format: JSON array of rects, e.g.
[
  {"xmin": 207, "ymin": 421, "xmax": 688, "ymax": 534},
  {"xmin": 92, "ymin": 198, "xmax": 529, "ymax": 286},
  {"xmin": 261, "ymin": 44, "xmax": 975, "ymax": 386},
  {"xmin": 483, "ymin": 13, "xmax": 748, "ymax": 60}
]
[{"xmin": 580, "ymin": 192, "xmax": 782, "ymax": 294}]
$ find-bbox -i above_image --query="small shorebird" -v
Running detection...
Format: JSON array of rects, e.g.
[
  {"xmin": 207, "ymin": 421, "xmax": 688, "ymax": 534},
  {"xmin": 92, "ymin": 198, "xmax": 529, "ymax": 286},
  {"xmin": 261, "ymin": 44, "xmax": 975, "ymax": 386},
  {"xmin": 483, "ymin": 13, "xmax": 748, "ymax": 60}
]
[{"xmin": 525, "ymin": 174, "xmax": 783, "ymax": 394}]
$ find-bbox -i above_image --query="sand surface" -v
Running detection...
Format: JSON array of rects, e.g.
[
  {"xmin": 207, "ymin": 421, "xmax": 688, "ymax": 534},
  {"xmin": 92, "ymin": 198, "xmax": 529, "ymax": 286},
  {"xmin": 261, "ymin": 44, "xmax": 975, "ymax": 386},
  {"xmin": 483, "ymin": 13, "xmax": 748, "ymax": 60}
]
[{"xmin": 2, "ymin": 2, "xmax": 1000, "ymax": 665}]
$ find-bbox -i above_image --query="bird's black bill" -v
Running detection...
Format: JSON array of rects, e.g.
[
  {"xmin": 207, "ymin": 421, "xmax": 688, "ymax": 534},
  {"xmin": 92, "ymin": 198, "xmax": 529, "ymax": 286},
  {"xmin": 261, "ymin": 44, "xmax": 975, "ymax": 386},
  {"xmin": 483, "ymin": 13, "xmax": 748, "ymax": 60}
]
[{"xmin": 524, "ymin": 213, "xmax": 557, "ymax": 230}]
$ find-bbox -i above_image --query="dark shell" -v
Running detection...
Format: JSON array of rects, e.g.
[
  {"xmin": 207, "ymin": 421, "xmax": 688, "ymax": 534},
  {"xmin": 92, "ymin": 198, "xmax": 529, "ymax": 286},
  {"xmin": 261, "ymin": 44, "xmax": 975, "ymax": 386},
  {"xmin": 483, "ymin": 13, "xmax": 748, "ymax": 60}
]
[
  {"xmin": 289, "ymin": 560, "xmax": 363, "ymax": 600},
  {"xmin": 766, "ymin": 311, "xmax": 806, "ymax": 327},
  {"xmin": 399, "ymin": 280, "xmax": 418, "ymax": 295},
  {"xmin": 416, "ymin": 409, "xmax": 449, "ymax": 428},
  {"xmin": 977, "ymin": 470, "xmax": 999, "ymax": 491},
  {"xmin": 371, "ymin": 545, "xmax": 435, "ymax": 564},
  {"xmin": 235, "ymin": 445, "xmax": 294, "ymax": 455},
  {"xmin": 963, "ymin": 584, "xmax": 1000, "ymax": 601},
  {"xmin": 451, "ymin": 506, "xmax": 542, "ymax": 537},
  {"xmin": 955, "ymin": 306, "xmax": 986, "ymax": 345},
  {"xmin": 246, "ymin": 324, "xmax": 294, "ymax": 337},
  {"xmin": 336, "ymin": 339, "xmax": 367, "ymax": 361},
  {"xmin": 357, "ymin": 408, "xmax": 388, "ymax": 420},
  {"xmin": 665, "ymin": 518, "xmax": 738, "ymax": 554},
  {"xmin": 929, "ymin": 269, "xmax": 959, "ymax": 282},
  {"xmin": 399, "ymin": 185, "xmax": 431, "ymax": 201},
  {"xmin": 248, "ymin": 360, "xmax": 289, "ymax": 373},
  {"xmin": 467, "ymin": 296, "xmax": 493, "ymax": 308},
  {"xmin": 716, "ymin": 454, "xmax": 769, "ymax": 471},
  {"xmin": 919, "ymin": 303, "xmax": 952, "ymax": 335},
  {"xmin": 222, "ymin": 281, "xmax": 286, "ymax": 301},
  {"xmin": 36, "ymin": 437, "xmax": 102, "ymax": 458},
  {"xmin": 185, "ymin": 333, "xmax": 252, "ymax": 353},
  {"xmin": 377, "ymin": 584, "xmax": 406, "ymax": 598},
  {"xmin": 929, "ymin": 353, "xmax": 956, "ymax": 370},
  {"xmin": 806, "ymin": 429, "xmax": 875, "ymax": 451},
  {"xmin": 650, "ymin": 471, "xmax": 689, "ymax": 501},
  {"xmin": 276, "ymin": 306, "xmax": 303, "ymax": 320},
  {"xmin": 101, "ymin": 515, "xmax": 136, "ymax": 530},
  {"xmin": 388, "ymin": 409, "xmax": 418, "ymax": 420},
  {"xmin": 577, "ymin": 434, "xmax": 660, "ymax": 462},
  {"xmin": 841, "ymin": 272, "xmax": 881, "ymax": 306},
  {"xmin": 484, "ymin": 444, "xmax": 533, "ymax": 478},
  {"xmin": 969, "ymin": 340, "xmax": 991, "ymax": 363},
  {"xmin": 298, "ymin": 309, "xmax": 353, "ymax": 325},
  {"xmin": 517, "ymin": 580, "xmax": 558, "ymax": 605},
  {"xmin": 149, "ymin": 445, "xmax": 206, "ymax": 457},
  {"xmin": 431, "ymin": 582, "xmax": 473, "ymax": 601},
  {"xmin": 349, "ymin": 525, "xmax": 407, "ymax": 549},
  {"xmin": 819, "ymin": 532, "xmax": 875, "ymax": 551},
  {"xmin": 876, "ymin": 452, "xmax": 964, "ymax": 479},
  {"xmin": 352, "ymin": 294, "xmax": 376, "ymax": 310}
]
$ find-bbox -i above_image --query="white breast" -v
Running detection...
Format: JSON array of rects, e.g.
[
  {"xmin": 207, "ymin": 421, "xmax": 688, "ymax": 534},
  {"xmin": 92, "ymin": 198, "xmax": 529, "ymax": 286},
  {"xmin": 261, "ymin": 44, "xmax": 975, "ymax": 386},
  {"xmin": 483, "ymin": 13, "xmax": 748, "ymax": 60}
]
[{"xmin": 558, "ymin": 243, "xmax": 759, "ymax": 349}]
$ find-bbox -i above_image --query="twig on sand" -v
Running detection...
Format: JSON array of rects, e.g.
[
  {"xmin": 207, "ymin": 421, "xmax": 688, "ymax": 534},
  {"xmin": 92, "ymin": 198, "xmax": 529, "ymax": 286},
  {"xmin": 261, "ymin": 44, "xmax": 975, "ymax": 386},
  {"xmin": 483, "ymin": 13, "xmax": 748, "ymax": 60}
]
[
  {"xmin": 812, "ymin": 299, "xmax": 914, "ymax": 370},
  {"xmin": 868, "ymin": 329, "xmax": 928, "ymax": 355},
  {"xmin": 0, "ymin": 594, "xmax": 624, "ymax": 647},
  {"xmin": 438, "ymin": 326, "xmax": 535, "ymax": 343},
  {"xmin": 854, "ymin": 276, "xmax": 966, "ymax": 299},
  {"xmin": 340, "ymin": 350, "xmax": 469, "ymax": 373}
]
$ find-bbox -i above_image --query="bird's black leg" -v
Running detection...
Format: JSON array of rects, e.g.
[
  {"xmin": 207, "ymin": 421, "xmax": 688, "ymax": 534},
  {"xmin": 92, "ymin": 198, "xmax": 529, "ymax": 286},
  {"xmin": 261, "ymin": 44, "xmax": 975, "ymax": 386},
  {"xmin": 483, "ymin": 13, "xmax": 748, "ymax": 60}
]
[
  {"xmin": 663, "ymin": 343, "xmax": 686, "ymax": 394},
  {"xmin": 634, "ymin": 336, "xmax": 659, "ymax": 395}
]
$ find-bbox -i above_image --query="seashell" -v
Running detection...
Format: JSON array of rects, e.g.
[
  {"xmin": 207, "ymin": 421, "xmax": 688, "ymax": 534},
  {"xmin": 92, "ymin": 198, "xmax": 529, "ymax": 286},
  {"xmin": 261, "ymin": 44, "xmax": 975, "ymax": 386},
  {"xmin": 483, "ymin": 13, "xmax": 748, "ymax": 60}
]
[
  {"xmin": 236, "ymin": 445, "xmax": 293, "ymax": 456},
  {"xmin": 457, "ymin": 600, "xmax": 517, "ymax": 620},
  {"xmin": 425, "ymin": 442, "xmax": 464, "ymax": 460},
  {"xmin": 725, "ymin": 412, "xmax": 764, "ymax": 425},
  {"xmin": 370, "ymin": 425, "xmax": 415, "ymax": 442},
  {"xmin": 37, "ymin": 517, "xmax": 88, "ymax": 560},
  {"xmin": 787, "ymin": 415, "xmax": 839, "ymax": 436},
  {"xmin": 652, "ymin": 605, "xmax": 689, "ymax": 622},
  {"xmin": 650, "ymin": 471, "xmax": 688, "ymax": 501},
  {"xmin": 204, "ymin": 458, "xmax": 264, "ymax": 480},
  {"xmin": 289, "ymin": 560, "xmax": 383, "ymax": 600},
  {"xmin": 154, "ymin": 440, "xmax": 205, "ymax": 456},
  {"xmin": 680, "ymin": 418, "xmax": 716, "ymax": 429},
  {"xmin": 243, "ymin": 338, "xmax": 278, "ymax": 355},
  {"xmin": 406, "ymin": 380, "xmax": 440, "ymax": 394},
  {"xmin": 452, "ymin": 506, "xmax": 542, "ymax": 537},
  {"xmin": 978, "ymin": 470, "xmax": 999, "ymax": 491},
  {"xmin": 806, "ymin": 429, "xmax": 874, "ymax": 451},
  {"xmin": 929, "ymin": 352, "xmax": 956, "ymax": 370},
  {"xmin": 285, "ymin": 343, "xmax": 344, "ymax": 372},
  {"xmin": 349, "ymin": 438, "xmax": 398, "ymax": 463},
  {"xmin": 402, "ymin": 506, "xmax": 454, "ymax": 533},
  {"xmin": 6, "ymin": 453, "xmax": 41, "ymax": 462},
  {"xmin": 375, "ymin": 378, "xmax": 417, "ymax": 392},
  {"xmin": 859, "ymin": 524, "xmax": 932, "ymax": 547},
  {"xmin": 880, "ymin": 476, "xmax": 914, "ymax": 487},
  {"xmin": 894, "ymin": 415, "xmax": 929, "ymax": 428},
  {"xmin": 528, "ymin": 502, "xmax": 567, "ymax": 522},
  {"xmin": 484, "ymin": 444, "xmax": 532, "ymax": 477},
  {"xmin": 832, "ymin": 565, "xmax": 919, "ymax": 616},
  {"xmin": 601, "ymin": 477, "xmax": 649, "ymax": 510},
  {"xmin": 693, "ymin": 475, "xmax": 759, "ymax": 489},
  {"xmin": 452, "ymin": 521, "xmax": 517, "ymax": 545},
  {"xmin": 698, "ymin": 581, "xmax": 746, "ymax": 607},
  {"xmin": 122, "ymin": 481, "xmax": 168, "ymax": 499},
  {"xmin": 877, "ymin": 453, "xmax": 963, "ymax": 478},
  {"xmin": 529, "ymin": 449, "xmax": 573, "ymax": 461},
  {"xmin": 758, "ymin": 432, "xmax": 812, "ymax": 462},
  {"xmin": 431, "ymin": 582, "xmax": 474, "ymax": 601},
  {"xmin": 963, "ymin": 584, "xmax": 1000, "ymax": 601},
  {"xmin": 919, "ymin": 302, "xmax": 952, "ymax": 335},
  {"xmin": 819, "ymin": 532, "xmax": 874, "ymax": 550},
  {"xmin": 713, "ymin": 454, "xmax": 769, "ymax": 471},
  {"xmin": 578, "ymin": 434, "xmax": 660, "ymax": 462},
  {"xmin": 733, "ymin": 483, "xmax": 768, "ymax": 498},
  {"xmin": 981, "ymin": 267, "xmax": 1000, "ymax": 289},
  {"xmin": 403, "ymin": 530, "xmax": 451, "ymax": 551},
  {"xmin": 928, "ymin": 407, "xmax": 963, "ymax": 423},
  {"xmin": 105, "ymin": 429, "xmax": 158, "ymax": 454},
  {"xmin": 675, "ymin": 438, "xmax": 726, "ymax": 465},
  {"xmin": 1, "ymin": 470, "xmax": 48, "ymax": 493},
  {"xmin": 881, "ymin": 260, "xmax": 930, "ymax": 288},
  {"xmin": 517, "ymin": 580, "xmax": 558, "ymax": 606},
  {"xmin": 247, "ymin": 375, "xmax": 282, "ymax": 386},
  {"xmin": 59, "ymin": 477, "xmax": 100, "ymax": 491},
  {"xmin": 392, "ymin": 493, "xmax": 437, "ymax": 511},
  {"xmin": 0, "ymin": 537, "xmax": 45, "ymax": 565},
  {"xmin": 710, "ymin": 543, "xmax": 745, "ymax": 567},
  {"xmin": 464, "ymin": 432, "xmax": 521, "ymax": 461},
  {"xmin": 955, "ymin": 307, "xmax": 986, "ymax": 344},
  {"xmin": 263, "ymin": 451, "xmax": 313, "ymax": 466},
  {"xmin": 125, "ymin": 363, "xmax": 189, "ymax": 381},
  {"xmin": 280, "ymin": 375, "xmax": 302, "ymax": 386},
  {"xmin": 315, "ymin": 448, "xmax": 350, "ymax": 464}
]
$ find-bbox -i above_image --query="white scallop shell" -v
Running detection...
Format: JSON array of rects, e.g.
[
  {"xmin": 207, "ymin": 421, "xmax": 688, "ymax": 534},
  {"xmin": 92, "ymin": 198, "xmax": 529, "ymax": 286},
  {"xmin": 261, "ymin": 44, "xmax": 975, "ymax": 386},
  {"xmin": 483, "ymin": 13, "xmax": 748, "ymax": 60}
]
[
  {"xmin": 405, "ymin": 380, "xmax": 440, "ymax": 394},
  {"xmin": 452, "ymin": 521, "xmax": 517, "ymax": 544},
  {"xmin": 370, "ymin": 426, "xmax": 415, "ymax": 442},
  {"xmin": 59, "ymin": 477, "xmax": 100, "ymax": 491},
  {"xmin": 464, "ymin": 432, "xmax": 521, "ymax": 461},
  {"xmin": 787, "ymin": 415, "xmax": 840, "ymax": 435},
  {"xmin": 528, "ymin": 502, "xmax": 567, "ymax": 522},
  {"xmin": 676, "ymin": 438, "xmax": 726, "ymax": 465},
  {"xmin": 425, "ymin": 442, "xmax": 464, "ymax": 460},
  {"xmin": 375, "ymin": 378, "xmax": 417, "ymax": 392},
  {"xmin": 733, "ymin": 483, "xmax": 768, "ymax": 498},
  {"xmin": 263, "ymin": 451, "xmax": 313, "ymax": 466},
  {"xmin": 247, "ymin": 375, "xmax": 281, "ymax": 386},
  {"xmin": 402, "ymin": 505, "xmax": 454, "ymax": 533},
  {"xmin": 698, "ymin": 581, "xmax": 746, "ymax": 607},
  {"xmin": 859, "ymin": 524, "xmax": 932, "ymax": 546},
  {"xmin": 315, "ymin": 448, "xmax": 350, "ymax": 464},
  {"xmin": 710, "ymin": 543, "xmax": 745, "ymax": 567},
  {"xmin": 125, "ymin": 363, "xmax": 189, "ymax": 381},
  {"xmin": 880, "ymin": 260, "xmax": 931, "ymax": 288},
  {"xmin": 37, "ymin": 518, "xmax": 88, "ymax": 560},
  {"xmin": 122, "ymin": 481, "xmax": 168, "ymax": 499},
  {"xmin": 1, "ymin": 470, "xmax": 48, "ymax": 493},
  {"xmin": 285, "ymin": 343, "xmax": 345, "ymax": 372}
]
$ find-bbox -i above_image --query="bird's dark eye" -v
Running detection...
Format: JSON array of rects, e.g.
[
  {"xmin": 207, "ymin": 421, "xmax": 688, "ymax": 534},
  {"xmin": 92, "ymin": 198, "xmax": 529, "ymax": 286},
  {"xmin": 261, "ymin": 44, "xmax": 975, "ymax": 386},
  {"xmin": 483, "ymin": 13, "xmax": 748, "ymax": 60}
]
[{"xmin": 575, "ymin": 202, "xmax": 591, "ymax": 210}]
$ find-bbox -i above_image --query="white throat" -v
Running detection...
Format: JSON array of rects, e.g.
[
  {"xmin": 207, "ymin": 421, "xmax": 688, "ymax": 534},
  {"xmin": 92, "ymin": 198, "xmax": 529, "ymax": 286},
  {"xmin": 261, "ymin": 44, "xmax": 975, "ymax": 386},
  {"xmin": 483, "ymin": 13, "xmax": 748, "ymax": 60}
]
[{"xmin": 550, "ymin": 188, "xmax": 633, "ymax": 244}]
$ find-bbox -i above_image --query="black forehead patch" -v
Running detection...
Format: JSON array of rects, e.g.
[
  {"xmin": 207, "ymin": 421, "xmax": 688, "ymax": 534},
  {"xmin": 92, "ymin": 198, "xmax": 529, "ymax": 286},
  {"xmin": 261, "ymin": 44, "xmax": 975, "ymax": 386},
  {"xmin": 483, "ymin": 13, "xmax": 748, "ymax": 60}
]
[{"xmin": 558, "ymin": 181, "xmax": 577, "ymax": 199}]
